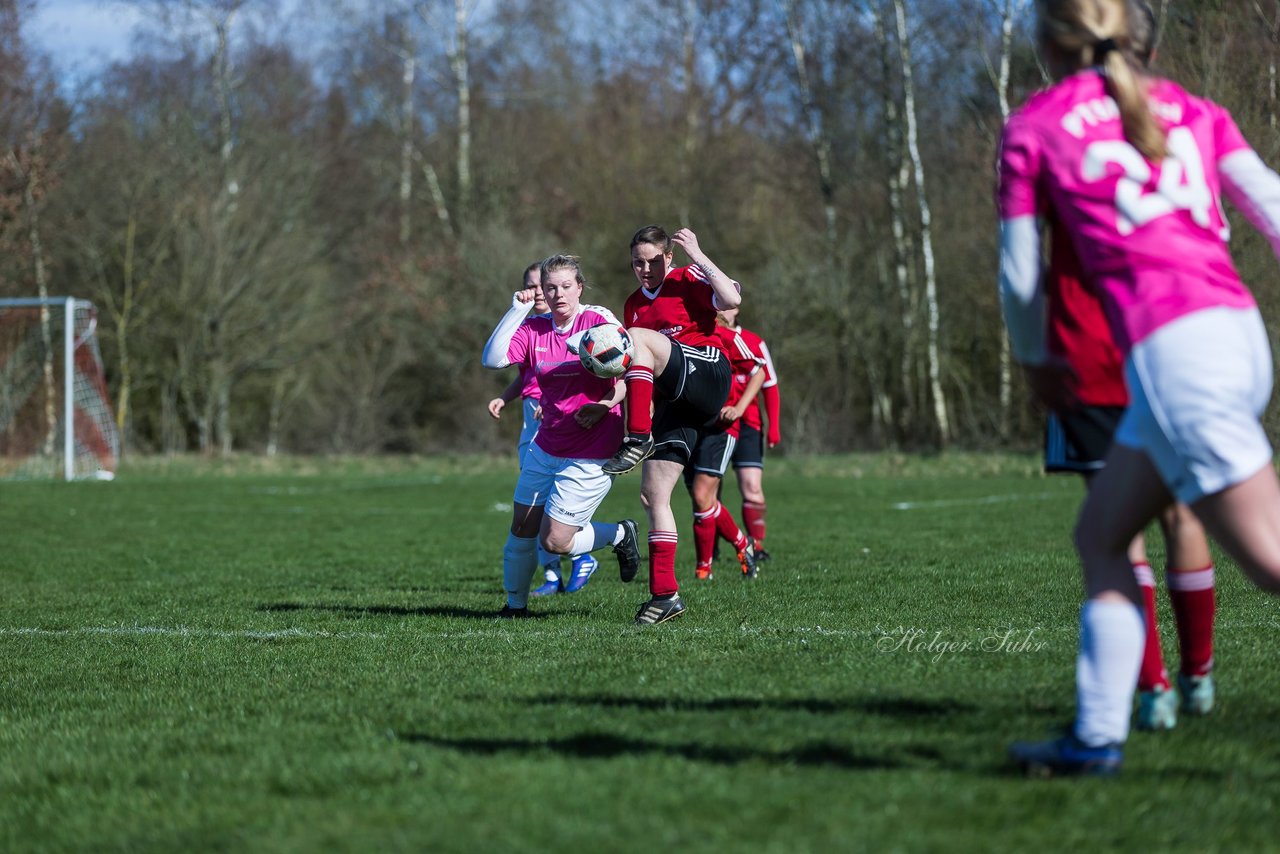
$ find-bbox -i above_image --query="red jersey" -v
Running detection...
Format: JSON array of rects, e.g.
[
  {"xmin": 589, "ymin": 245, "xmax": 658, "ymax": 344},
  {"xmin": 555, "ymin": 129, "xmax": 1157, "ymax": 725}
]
[
  {"xmin": 622, "ymin": 264, "xmax": 727, "ymax": 351},
  {"xmin": 728, "ymin": 326, "xmax": 777, "ymax": 432},
  {"xmin": 714, "ymin": 325, "xmax": 765, "ymax": 438},
  {"xmin": 1045, "ymin": 217, "xmax": 1128, "ymax": 407}
]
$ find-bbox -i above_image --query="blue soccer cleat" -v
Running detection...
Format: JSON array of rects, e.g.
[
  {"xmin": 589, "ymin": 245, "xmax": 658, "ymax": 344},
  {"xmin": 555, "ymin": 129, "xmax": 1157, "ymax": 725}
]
[
  {"xmin": 1136, "ymin": 685, "xmax": 1178, "ymax": 731},
  {"xmin": 530, "ymin": 564, "xmax": 564, "ymax": 597},
  {"xmin": 1178, "ymin": 672, "xmax": 1215, "ymax": 716},
  {"xmin": 1008, "ymin": 732, "xmax": 1123, "ymax": 777},
  {"xmin": 565, "ymin": 553, "xmax": 599, "ymax": 593}
]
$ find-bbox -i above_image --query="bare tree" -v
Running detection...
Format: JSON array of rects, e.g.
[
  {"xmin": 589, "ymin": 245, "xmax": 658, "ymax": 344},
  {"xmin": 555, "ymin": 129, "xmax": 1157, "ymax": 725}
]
[{"xmin": 893, "ymin": 0, "xmax": 950, "ymax": 445}]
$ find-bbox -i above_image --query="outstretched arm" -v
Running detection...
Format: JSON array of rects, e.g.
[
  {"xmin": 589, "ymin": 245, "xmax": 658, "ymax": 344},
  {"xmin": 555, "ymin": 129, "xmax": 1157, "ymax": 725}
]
[
  {"xmin": 481, "ymin": 290, "xmax": 537, "ymax": 369},
  {"xmin": 998, "ymin": 215, "xmax": 1047, "ymax": 366},
  {"xmin": 1221, "ymin": 149, "xmax": 1280, "ymax": 259},
  {"xmin": 762, "ymin": 384, "xmax": 781, "ymax": 447},
  {"xmin": 672, "ymin": 227, "xmax": 741, "ymax": 309},
  {"xmin": 488, "ymin": 373, "xmax": 525, "ymax": 419}
]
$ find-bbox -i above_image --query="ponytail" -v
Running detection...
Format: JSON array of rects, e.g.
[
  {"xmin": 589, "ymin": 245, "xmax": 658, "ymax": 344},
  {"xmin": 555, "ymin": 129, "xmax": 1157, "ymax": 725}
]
[
  {"xmin": 1038, "ymin": 0, "xmax": 1166, "ymax": 160},
  {"xmin": 1101, "ymin": 47, "xmax": 1165, "ymax": 160}
]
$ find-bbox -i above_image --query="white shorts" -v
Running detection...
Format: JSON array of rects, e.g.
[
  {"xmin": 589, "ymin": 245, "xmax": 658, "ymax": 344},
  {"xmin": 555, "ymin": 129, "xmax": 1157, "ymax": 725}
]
[
  {"xmin": 516, "ymin": 397, "xmax": 540, "ymax": 468},
  {"xmin": 512, "ymin": 443, "xmax": 612, "ymax": 528},
  {"xmin": 1115, "ymin": 306, "xmax": 1273, "ymax": 504}
]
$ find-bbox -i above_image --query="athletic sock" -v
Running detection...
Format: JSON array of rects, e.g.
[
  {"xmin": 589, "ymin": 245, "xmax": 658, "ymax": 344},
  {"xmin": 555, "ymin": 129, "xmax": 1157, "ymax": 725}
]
[
  {"xmin": 1134, "ymin": 562, "xmax": 1170, "ymax": 691},
  {"xmin": 712, "ymin": 501, "xmax": 748, "ymax": 551},
  {"xmin": 742, "ymin": 500, "xmax": 767, "ymax": 548},
  {"xmin": 568, "ymin": 521, "xmax": 622, "ymax": 556},
  {"xmin": 502, "ymin": 533, "xmax": 539, "ymax": 609},
  {"xmin": 1075, "ymin": 599, "xmax": 1145, "ymax": 747},
  {"xmin": 624, "ymin": 366, "xmax": 655, "ymax": 436},
  {"xmin": 1167, "ymin": 565, "xmax": 1216, "ymax": 677},
  {"xmin": 693, "ymin": 506, "xmax": 718, "ymax": 570},
  {"xmin": 648, "ymin": 530, "xmax": 679, "ymax": 597},
  {"xmin": 537, "ymin": 543, "xmax": 561, "ymax": 575}
]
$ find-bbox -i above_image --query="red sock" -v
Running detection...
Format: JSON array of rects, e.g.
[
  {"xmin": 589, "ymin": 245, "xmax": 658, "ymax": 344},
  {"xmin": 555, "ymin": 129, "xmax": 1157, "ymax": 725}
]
[
  {"xmin": 625, "ymin": 366, "xmax": 654, "ymax": 436},
  {"xmin": 742, "ymin": 500, "xmax": 766, "ymax": 547},
  {"xmin": 648, "ymin": 530, "xmax": 679, "ymax": 596},
  {"xmin": 712, "ymin": 501, "xmax": 748, "ymax": 552},
  {"xmin": 1168, "ymin": 565, "xmax": 1215, "ymax": 677},
  {"xmin": 692, "ymin": 506, "xmax": 717, "ymax": 570},
  {"xmin": 1134, "ymin": 562, "xmax": 1170, "ymax": 691}
]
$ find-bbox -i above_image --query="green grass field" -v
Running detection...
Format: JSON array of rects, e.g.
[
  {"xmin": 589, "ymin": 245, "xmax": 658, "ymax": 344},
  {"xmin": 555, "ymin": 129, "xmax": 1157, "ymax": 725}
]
[{"xmin": 3, "ymin": 454, "xmax": 1278, "ymax": 852}]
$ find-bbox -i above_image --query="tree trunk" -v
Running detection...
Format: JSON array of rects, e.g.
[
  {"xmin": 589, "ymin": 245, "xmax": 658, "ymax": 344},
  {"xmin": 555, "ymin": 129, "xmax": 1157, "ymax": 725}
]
[
  {"xmin": 894, "ymin": 0, "xmax": 950, "ymax": 445},
  {"xmin": 995, "ymin": 0, "xmax": 1015, "ymax": 439},
  {"xmin": 780, "ymin": 0, "xmax": 837, "ymax": 247},
  {"xmin": 450, "ymin": 0, "xmax": 471, "ymax": 227}
]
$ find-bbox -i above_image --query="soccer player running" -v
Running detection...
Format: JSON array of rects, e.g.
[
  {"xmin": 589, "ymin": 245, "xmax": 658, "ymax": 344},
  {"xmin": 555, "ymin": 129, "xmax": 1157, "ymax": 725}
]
[
  {"xmin": 999, "ymin": 0, "xmax": 1280, "ymax": 776},
  {"xmin": 602, "ymin": 225, "xmax": 747, "ymax": 625},
  {"xmin": 1035, "ymin": 0, "xmax": 1216, "ymax": 733},
  {"xmin": 488, "ymin": 262, "xmax": 602, "ymax": 596},
  {"xmin": 482, "ymin": 255, "xmax": 642, "ymax": 617},
  {"xmin": 716, "ymin": 307, "xmax": 782, "ymax": 562},
  {"xmin": 687, "ymin": 313, "xmax": 769, "ymax": 581}
]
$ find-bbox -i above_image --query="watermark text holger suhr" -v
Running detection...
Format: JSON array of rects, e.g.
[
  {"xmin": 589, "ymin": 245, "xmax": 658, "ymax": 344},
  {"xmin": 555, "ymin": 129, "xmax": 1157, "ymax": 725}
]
[{"xmin": 876, "ymin": 626, "xmax": 1047, "ymax": 663}]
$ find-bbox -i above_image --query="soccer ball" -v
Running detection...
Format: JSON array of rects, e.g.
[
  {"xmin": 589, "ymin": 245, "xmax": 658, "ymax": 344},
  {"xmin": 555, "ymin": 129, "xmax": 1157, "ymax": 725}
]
[{"xmin": 578, "ymin": 323, "xmax": 634, "ymax": 378}]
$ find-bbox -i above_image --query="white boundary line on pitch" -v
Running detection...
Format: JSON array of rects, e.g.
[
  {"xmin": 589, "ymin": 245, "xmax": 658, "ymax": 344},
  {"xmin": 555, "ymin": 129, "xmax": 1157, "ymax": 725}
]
[
  {"xmin": 891, "ymin": 491, "xmax": 1059, "ymax": 510},
  {"xmin": 0, "ymin": 625, "xmax": 386, "ymax": 640}
]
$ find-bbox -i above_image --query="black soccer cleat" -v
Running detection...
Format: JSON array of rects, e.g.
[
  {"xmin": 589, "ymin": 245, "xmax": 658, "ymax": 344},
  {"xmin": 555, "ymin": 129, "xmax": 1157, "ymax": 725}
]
[
  {"xmin": 495, "ymin": 605, "xmax": 532, "ymax": 619},
  {"xmin": 603, "ymin": 434, "xmax": 655, "ymax": 476},
  {"xmin": 753, "ymin": 546, "xmax": 772, "ymax": 564},
  {"xmin": 613, "ymin": 518, "xmax": 642, "ymax": 583},
  {"xmin": 634, "ymin": 594, "xmax": 686, "ymax": 625}
]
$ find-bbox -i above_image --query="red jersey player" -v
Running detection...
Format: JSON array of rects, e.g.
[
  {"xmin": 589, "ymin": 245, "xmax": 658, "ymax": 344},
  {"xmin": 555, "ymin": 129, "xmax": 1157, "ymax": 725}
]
[
  {"xmin": 601, "ymin": 225, "xmax": 750, "ymax": 625},
  {"xmin": 716, "ymin": 308, "xmax": 781, "ymax": 562},
  {"xmin": 687, "ymin": 318, "xmax": 768, "ymax": 580}
]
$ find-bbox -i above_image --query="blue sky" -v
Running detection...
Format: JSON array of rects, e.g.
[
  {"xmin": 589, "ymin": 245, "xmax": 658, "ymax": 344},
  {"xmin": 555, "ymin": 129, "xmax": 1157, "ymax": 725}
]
[{"xmin": 25, "ymin": 0, "xmax": 145, "ymax": 79}]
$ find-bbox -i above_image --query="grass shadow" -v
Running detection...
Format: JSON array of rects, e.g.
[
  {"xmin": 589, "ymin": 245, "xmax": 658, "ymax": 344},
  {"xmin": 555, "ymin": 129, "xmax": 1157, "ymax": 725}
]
[
  {"xmin": 516, "ymin": 693, "xmax": 976, "ymax": 718},
  {"xmin": 257, "ymin": 602, "xmax": 542, "ymax": 620},
  {"xmin": 399, "ymin": 731, "xmax": 900, "ymax": 770}
]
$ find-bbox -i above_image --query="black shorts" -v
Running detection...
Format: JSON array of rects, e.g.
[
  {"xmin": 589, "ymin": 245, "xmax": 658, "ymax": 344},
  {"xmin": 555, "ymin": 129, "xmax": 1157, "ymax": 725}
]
[
  {"xmin": 651, "ymin": 342, "xmax": 732, "ymax": 465},
  {"xmin": 682, "ymin": 427, "xmax": 737, "ymax": 489},
  {"xmin": 732, "ymin": 424, "xmax": 765, "ymax": 469},
  {"xmin": 1044, "ymin": 406, "xmax": 1124, "ymax": 474}
]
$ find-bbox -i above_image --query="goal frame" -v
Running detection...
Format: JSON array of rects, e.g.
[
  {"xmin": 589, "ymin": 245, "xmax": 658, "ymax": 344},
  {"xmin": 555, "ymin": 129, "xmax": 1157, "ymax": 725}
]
[{"xmin": 0, "ymin": 296, "xmax": 116, "ymax": 481}]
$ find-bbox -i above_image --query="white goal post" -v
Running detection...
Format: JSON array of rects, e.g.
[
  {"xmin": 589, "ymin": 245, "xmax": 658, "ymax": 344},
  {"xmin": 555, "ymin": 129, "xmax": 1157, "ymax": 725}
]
[{"xmin": 0, "ymin": 297, "xmax": 119, "ymax": 481}]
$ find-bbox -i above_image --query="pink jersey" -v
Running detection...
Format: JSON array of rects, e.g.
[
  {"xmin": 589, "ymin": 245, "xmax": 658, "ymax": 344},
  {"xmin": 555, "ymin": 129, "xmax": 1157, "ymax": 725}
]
[
  {"xmin": 999, "ymin": 71, "xmax": 1255, "ymax": 351},
  {"xmin": 623, "ymin": 264, "xmax": 725, "ymax": 351},
  {"xmin": 518, "ymin": 363, "xmax": 540, "ymax": 401},
  {"xmin": 502, "ymin": 306, "xmax": 623, "ymax": 459}
]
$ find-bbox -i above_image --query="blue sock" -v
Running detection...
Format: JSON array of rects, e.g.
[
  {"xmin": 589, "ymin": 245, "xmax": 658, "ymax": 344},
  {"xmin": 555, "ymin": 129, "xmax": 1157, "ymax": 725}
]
[{"xmin": 503, "ymin": 534, "xmax": 538, "ymax": 608}]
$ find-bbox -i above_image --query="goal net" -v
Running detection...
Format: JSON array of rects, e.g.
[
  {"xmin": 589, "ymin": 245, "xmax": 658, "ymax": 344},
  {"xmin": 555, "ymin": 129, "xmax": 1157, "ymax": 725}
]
[{"xmin": 0, "ymin": 298, "xmax": 119, "ymax": 480}]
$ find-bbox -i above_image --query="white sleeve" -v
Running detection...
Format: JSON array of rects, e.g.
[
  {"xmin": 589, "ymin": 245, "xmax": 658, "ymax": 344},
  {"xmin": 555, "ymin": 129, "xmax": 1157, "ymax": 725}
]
[
  {"xmin": 481, "ymin": 295, "xmax": 532, "ymax": 369},
  {"xmin": 998, "ymin": 215, "xmax": 1047, "ymax": 366},
  {"xmin": 1220, "ymin": 149, "xmax": 1280, "ymax": 259}
]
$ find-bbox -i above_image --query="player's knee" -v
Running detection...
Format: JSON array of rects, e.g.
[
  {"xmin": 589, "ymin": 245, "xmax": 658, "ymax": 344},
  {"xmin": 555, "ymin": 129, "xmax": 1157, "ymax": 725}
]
[{"xmin": 540, "ymin": 532, "xmax": 572, "ymax": 555}]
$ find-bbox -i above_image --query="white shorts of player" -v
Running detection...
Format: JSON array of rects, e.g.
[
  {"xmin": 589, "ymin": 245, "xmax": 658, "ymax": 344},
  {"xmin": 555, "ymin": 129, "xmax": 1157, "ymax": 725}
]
[
  {"xmin": 1116, "ymin": 305, "xmax": 1273, "ymax": 505},
  {"xmin": 517, "ymin": 396, "xmax": 540, "ymax": 469},
  {"xmin": 512, "ymin": 443, "xmax": 612, "ymax": 528}
]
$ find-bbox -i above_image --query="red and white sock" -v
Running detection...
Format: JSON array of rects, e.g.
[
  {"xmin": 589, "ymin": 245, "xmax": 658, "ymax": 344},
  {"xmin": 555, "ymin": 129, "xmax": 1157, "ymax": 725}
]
[
  {"xmin": 742, "ymin": 500, "xmax": 767, "ymax": 548},
  {"xmin": 625, "ymin": 366, "xmax": 655, "ymax": 437},
  {"xmin": 692, "ymin": 506, "xmax": 718, "ymax": 571},
  {"xmin": 648, "ymin": 530, "xmax": 679, "ymax": 597},
  {"xmin": 1133, "ymin": 562, "xmax": 1170, "ymax": 692},
  {"xmin": 712, "ymin": 501, "xmax": 748, "ymax": 552},
  {"xmin": 1168, "ymin": 565, "xmax": 1215, "ymax": 677}
]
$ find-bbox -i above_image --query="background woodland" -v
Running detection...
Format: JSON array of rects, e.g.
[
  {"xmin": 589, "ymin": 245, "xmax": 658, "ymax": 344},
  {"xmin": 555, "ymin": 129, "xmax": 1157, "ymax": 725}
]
[{"xmin": 0, "ymin": 0, "xmax": 1273, "ymax": 456}]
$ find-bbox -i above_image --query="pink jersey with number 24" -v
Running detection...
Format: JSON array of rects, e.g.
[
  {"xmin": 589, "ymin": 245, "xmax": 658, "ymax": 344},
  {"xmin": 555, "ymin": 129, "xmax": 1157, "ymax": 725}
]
[{"xmin": 999, "ymin": 70, "xmax": 1255, "ymax": 352}]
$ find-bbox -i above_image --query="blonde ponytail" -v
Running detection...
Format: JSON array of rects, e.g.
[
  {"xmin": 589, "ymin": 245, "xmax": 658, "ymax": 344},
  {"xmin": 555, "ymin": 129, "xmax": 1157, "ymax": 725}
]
[
  {"xmin": 1037, "ymin": 0, "xmax": 1167, "ymax": 160},
  {"xmin": 1101, "ymin": 47, "xmax": 1165, "ymax": 160}
]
